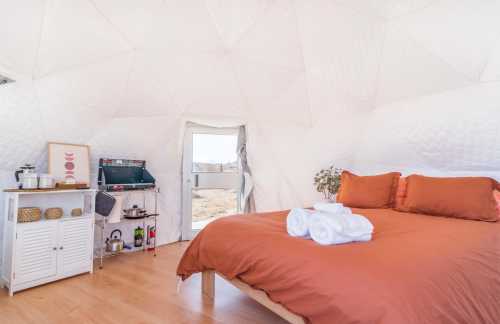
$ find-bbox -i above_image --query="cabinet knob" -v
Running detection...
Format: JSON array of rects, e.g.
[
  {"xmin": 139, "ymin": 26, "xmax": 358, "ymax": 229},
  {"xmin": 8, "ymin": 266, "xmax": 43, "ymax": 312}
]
[
  {"xmin": 53, "ymin": 247, "xmax": 57, "ymax": 251},
  {"xmin": 59, "ymin": 246, "xmax": 64, "ymax": 250}
]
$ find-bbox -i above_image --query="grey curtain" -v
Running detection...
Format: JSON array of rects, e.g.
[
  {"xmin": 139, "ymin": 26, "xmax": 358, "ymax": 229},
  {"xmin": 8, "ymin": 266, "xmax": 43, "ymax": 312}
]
[{"xmin": 237, "ymin": 126, "xmax": 255, "ymax": 213}]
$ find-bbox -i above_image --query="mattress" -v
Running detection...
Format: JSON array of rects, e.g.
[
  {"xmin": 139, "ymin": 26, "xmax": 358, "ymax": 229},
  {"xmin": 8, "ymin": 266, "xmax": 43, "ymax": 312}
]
[{"xmin": 177, "ymin": 209, "xmax": 500, "ymax": 324}]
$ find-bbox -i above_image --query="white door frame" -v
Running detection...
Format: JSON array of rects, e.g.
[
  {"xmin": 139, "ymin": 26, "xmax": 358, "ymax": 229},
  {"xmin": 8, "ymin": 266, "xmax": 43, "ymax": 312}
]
[{"xmin": 181, "ymin": 124, "xmax": 240, "ymax": 240}]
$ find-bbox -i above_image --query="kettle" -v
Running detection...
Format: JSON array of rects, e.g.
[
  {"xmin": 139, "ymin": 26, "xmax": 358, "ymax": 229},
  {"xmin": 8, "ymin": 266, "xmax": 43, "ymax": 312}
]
[
  {"xmin": 106, "ymin": 229, "xmax": 124, "ymax": 253},
  {"xmin": 14, "ymin": 164, "xmax": 38, "ymax": 189}
]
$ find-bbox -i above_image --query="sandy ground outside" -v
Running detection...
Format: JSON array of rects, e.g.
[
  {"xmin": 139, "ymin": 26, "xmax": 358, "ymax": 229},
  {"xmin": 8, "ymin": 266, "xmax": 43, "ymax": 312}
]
[{"xmin": 192, "ymin": 188, "xmax": 238, "ymax": 222}]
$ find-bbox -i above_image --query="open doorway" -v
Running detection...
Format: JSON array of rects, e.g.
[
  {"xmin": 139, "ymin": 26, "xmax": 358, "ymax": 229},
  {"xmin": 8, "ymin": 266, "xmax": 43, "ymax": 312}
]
[{"xmin": 182, "ymin": 124, "xmax": 241, "ymax": 240}]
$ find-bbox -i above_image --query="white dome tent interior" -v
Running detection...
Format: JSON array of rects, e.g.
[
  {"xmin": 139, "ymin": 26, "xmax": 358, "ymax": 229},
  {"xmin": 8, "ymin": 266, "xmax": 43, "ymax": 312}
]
[{"xmin": 1, "ymin": 1, "xmax": 500, "ymax": 323}]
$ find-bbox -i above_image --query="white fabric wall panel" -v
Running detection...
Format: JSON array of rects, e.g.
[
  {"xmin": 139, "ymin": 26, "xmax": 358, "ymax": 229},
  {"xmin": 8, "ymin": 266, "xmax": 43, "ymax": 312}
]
[
  {"xmin": 115, "ymin": 50, "xmax": 181, "ymax": 118},
  {"xmin": 233, "ymin": 0, "xmax": 303, "ymax": 70},
  {"xmin": 376, "ymin": 24, "xmax": 471, "ymax": 105},
  {"xmin": 481, "ymin": 40, "xmax": 500, "ymax": 82},
  {"xmin": 0, "ymin": 0, "xmax": 45, "ymax": 78},
  {"xmin": 36, "ymin": 0, "xmax": 131, "ymax": 77},
  {"xmin": 164, "ymin": 53, "xmax": 245, "ymax": 117},
  {"xmin": 92, "ymin": 0, "xmax": 165, "ymax": 49},
  {"xmin": 149, "ymin": 0, "xmax": 223, "ymax": 52},
  {"xmin": 295, "ymin": 1, "xmax": 384, "ymax": 103},
  {"xmin": 206, "ymin": 0, "xmax": 271, "ymax": 49},
  {"xmin": 400, "ymin": 0, "xmax": 500, "ymax": 81},
  {"xmin": 35, "ymin": 54, "xmax": 132, "ymax": 110},
  {"xmin": 333, "ymin": 0, "xmax": 436, "ymax": 19},
  {"xmin": 233, "ymin": 56, "xmax": 308, "ymax": 124},
  {"xmin": 0, "ymin": 82, "xmax": 45, "ymax": 171}
]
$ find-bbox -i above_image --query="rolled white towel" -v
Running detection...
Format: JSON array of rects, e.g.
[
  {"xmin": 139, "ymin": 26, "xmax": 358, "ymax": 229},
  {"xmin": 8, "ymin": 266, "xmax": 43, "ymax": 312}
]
[
  {"xmin": 287, "ymin": 208, "xmax": 314, "ymax": 238},
  {"xmin": 309, "ymin": 212, "xmax": 373, "ymax": 245},
  {"xmin": 313, "ymin": 202, "xmax": 352, "ymax": 215}
]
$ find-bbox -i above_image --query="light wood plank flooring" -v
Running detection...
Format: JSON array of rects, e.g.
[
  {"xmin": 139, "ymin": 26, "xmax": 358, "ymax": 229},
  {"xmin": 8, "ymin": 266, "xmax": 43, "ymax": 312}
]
[{"xmin": 0, "ymin": 242, "xmax": 287, "ymax": 324}]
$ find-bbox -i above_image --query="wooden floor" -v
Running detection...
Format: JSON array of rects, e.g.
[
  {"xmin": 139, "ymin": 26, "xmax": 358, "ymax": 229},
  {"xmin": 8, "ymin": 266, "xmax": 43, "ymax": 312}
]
[{"xmin": 0, "ymin": 242, "xmax": 288, "ymax": 324}]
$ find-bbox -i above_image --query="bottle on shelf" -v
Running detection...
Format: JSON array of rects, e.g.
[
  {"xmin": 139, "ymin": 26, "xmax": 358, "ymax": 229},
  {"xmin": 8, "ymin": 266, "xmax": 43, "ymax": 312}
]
[{"xmin": 134, "ymin": 226, "xmax": 144, "ymax": 248}]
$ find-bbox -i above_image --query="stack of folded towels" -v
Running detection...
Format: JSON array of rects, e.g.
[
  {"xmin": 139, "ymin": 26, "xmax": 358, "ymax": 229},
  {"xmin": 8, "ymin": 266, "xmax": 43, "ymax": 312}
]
[{"xmin": 286, "ymin": 203, "xmax": 373, "ymax": 245}]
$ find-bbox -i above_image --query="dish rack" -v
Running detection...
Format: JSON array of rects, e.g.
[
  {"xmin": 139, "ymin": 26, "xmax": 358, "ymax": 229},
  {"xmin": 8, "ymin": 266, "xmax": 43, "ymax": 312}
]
[{"xmin": 95, "ymin": 187, "xmax": 159, "ymax": 269}]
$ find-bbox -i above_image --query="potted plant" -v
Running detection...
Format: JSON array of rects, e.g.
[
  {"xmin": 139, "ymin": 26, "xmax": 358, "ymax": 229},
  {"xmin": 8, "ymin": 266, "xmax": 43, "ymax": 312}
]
[{"xmin": 314, "ymin": 166, "xmax": 342, "ymax": 201}]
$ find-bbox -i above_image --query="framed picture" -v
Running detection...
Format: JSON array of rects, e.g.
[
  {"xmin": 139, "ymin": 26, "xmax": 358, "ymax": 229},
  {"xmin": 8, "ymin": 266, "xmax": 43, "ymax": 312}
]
[{"xmin": 48, "ymin": 142, "xmax": 90, "ymax": 185}]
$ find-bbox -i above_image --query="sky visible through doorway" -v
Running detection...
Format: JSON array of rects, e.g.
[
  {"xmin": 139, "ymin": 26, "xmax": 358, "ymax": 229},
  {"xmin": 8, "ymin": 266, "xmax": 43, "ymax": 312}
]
[{"xmin": 193, "ymin": 133, "xmax": 237, "ymax": 163}]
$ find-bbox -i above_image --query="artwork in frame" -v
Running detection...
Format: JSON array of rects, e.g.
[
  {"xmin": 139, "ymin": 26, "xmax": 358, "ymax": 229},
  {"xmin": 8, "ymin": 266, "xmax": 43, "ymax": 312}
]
[{"xmin": 48, "ymin": 142, "xmax": 90, "ymax": 186}]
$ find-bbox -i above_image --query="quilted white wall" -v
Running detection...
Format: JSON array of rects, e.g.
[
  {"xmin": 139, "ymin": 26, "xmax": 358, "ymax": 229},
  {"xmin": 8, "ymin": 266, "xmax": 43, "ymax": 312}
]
[{"xmin": 1, "ymin": 0, "xmax": 500, "ymax": 246}]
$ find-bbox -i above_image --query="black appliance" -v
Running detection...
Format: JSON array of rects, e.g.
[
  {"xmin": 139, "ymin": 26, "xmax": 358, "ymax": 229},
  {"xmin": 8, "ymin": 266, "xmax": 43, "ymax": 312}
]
[{"xmin": 98, "ymin": 158, "xmax": 156, "ymax": 192}]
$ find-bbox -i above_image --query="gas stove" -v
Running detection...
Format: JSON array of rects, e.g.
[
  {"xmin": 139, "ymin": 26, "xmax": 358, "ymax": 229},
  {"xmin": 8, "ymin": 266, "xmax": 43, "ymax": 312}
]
[{"xmin": 97, "ymin": 158, "xmax": 156, "ymax": 192}]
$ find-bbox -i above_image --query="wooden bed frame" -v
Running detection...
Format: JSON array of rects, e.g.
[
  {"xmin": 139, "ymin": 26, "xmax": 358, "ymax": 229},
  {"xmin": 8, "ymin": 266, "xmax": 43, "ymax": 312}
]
[{"xmin": 202, "ymin": 271, "xmax": 306, "ymax": 324}]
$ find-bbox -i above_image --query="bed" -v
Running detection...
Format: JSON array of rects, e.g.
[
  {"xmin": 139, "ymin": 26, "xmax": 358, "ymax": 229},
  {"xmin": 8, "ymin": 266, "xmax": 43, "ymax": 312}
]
[{"xmin": 177, "ymin": 208, "xmax": 500, "ymax": 324}]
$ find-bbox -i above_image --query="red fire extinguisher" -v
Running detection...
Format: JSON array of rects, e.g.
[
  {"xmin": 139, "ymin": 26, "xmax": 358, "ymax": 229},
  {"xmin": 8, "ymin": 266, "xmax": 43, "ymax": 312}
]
[{"xmin": 147, "ymin": 225, "xmax": 156, "ymax": 252}]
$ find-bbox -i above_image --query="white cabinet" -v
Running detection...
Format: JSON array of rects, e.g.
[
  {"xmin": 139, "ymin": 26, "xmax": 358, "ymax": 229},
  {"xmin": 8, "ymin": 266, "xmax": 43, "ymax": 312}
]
[{"xmin": 1, "ymin": 189, "xmax": 96, "ymax": 296}]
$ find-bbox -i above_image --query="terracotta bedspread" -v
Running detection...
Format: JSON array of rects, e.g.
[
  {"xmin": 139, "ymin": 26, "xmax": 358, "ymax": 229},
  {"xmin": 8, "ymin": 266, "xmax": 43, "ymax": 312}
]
[{"xmin": 177, "ymin": 209, "xmax": 500, "ymax": 324}]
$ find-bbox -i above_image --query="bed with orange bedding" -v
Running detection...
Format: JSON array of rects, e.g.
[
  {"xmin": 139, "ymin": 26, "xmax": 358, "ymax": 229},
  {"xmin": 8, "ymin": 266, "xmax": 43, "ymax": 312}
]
[{"xmin": 177, "ymin": 208, "xmax": 500, "ymax": 324}]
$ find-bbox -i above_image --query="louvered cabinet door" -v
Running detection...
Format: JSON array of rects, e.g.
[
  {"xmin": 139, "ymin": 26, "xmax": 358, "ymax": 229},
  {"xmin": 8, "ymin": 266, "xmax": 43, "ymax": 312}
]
[
  {"xmin": 14, "ymin": 221, "xmax": 58, "ymax": 284},
  {"xmin": 58, "ymin": 217, "xmax": 93, "ymax": 276}
]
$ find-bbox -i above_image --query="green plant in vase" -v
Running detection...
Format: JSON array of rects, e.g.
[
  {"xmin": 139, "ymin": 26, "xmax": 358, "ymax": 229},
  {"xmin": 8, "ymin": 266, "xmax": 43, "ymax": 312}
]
[{"xmin": 314, "ymin": 166, "xmax": 342, "ymax": 201}]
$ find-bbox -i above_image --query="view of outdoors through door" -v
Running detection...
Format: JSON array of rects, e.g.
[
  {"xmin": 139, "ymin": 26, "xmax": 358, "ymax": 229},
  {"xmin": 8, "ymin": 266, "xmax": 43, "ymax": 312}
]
[{"xmin": 191, "ymin": 133, "xmax": 240, "ymax": 231}]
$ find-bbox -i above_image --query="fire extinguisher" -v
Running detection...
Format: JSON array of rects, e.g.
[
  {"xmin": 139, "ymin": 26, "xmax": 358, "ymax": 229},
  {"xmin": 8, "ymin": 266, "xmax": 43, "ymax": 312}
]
[{"xmin": 147, "ymin": 225, "xmax": 156, "ymax": 251}]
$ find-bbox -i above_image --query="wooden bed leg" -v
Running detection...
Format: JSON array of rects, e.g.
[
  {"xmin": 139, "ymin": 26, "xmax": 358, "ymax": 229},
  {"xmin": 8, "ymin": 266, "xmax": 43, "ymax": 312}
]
[{"xmin": 202, "ymin": 271, "xmax": 215, "ymax": 300}]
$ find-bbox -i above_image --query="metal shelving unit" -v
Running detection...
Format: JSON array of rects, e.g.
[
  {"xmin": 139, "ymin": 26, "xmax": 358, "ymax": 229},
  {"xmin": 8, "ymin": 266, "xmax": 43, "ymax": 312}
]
[{"xmin": 95, "ymin": 187, "xmax": 159, "ymax": 269}]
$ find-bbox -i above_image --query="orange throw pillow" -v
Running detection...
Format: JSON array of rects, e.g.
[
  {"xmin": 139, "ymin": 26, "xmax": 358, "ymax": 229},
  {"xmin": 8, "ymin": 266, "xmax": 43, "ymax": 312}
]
[
  {"xmin": 394, "ymin": 177, "xmax": 408, "ymax": 210},
  {"xmin": 397, "ymin": 175, "xmax": 498, "ymax": 222},
  {"xmin": 495, "ymin": 190, "xmax": 500, "ymax": 219},
  {"xmin": 337, "ymin": 171, "xmax": 401, "ymax": 208}
]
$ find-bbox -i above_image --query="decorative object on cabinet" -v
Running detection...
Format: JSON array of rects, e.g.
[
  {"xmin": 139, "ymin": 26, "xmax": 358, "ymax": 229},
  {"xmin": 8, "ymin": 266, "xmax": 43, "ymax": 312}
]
[
  {"xmin": 48, "ymin": 142, "xmax": 90, "ymax": 187},
  {"xmin": 1, "ymin": 189, "xmax": 96, "ymax": 296},
  {"xmin": 38, "ymin": 174, "xmax": 55, "ymax": 189},
  {"xmin": 44, "ymin": 207, "xmax": 63, "ymax": 220},
  {"xmin": 71, "ymin": 208, "xmax": 83, "ymax": 217},
  {"xmin": 14, "ymin": 164, "xmax": 38, "ymax": 189},
  {"xmin": 17, "ymin": 207, "xmax": 41, "ymax": 223}
]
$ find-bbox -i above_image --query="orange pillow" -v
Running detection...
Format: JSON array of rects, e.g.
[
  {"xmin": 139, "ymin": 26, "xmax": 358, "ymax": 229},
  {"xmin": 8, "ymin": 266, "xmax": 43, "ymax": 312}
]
[
  {"xmin": 495, "ymin": 190, "xmax": 500, "ymax": 219},
  {"xmin": 337, "ymin": 171, "xmax": 401, "ymax": 208},
  {"xmin": 394, "ymin": 177, "xmax": 408, "ymax": 210},
  {"xmin": 397, "ymin": 175, "xmax": 498, "ymax": 222}
]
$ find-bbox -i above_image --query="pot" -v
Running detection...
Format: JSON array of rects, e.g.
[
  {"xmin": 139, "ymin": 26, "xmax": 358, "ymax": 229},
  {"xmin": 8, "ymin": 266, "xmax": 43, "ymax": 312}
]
[
  {"xmin": 106, "ymin": 229, "xmax": 124, "ymax": 253},
  {"xmin": 123, "ymin": 205, "xmax": 146, "ymax": 219}
]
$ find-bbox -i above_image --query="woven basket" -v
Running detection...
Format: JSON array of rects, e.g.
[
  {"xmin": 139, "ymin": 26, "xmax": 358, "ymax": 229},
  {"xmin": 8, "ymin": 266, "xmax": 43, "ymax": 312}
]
[
  {"xmin": 18, "ymin": 207, "xmax": 42, "ymax": 223},
  {"xmin": 71, "ymin": 208, "xmax": 83, "ymax": 217},
  {"xmin": 45, "ymin": 207, "xmax": 63, "ymax": 220}
]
